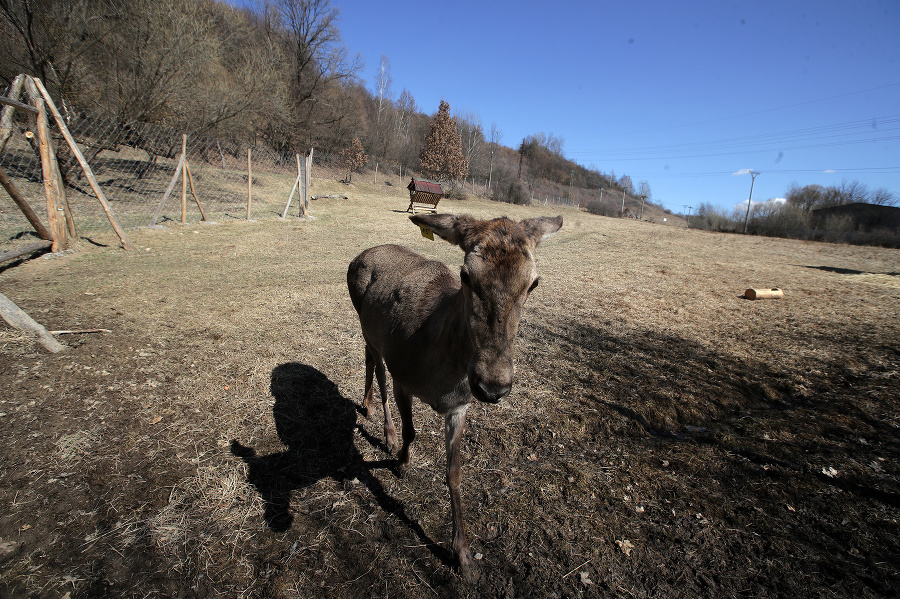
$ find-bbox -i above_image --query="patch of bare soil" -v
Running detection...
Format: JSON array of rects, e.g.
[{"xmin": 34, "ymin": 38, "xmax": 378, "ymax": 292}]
[{"xmin": 1, "ymin": 188, "xmax": 898, "ymax": 598}]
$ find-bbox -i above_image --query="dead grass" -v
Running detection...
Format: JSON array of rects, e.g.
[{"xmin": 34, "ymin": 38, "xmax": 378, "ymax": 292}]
[{"xmin": 1, "ymin": 187, "xmax": 898, "ymax": 597}]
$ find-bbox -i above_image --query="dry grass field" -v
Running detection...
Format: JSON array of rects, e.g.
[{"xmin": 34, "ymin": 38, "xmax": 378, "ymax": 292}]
[{"xmin": 1, "ymin": 181, "xmax": 898, "ymax": 598}]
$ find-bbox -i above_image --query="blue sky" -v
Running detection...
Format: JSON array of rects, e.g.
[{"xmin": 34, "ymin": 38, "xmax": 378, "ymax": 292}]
[{"xmin": 332, "ymin": 0, "xmax": 898, "ymax": 213}]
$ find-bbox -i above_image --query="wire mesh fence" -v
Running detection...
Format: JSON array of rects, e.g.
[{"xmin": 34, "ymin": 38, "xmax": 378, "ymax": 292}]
[{"xmin": 0, "ymin": 88, "xmax": 332, "ymax": 256}]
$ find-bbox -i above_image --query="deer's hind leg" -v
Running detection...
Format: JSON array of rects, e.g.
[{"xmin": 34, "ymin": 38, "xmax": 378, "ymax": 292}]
[
  {"xmin": 364, "ymin": 343, "xmax": 398, "ymax": 452},
  {"xmin": 393, "ymin": 383, "xmax": 416, "ymax": 476}
]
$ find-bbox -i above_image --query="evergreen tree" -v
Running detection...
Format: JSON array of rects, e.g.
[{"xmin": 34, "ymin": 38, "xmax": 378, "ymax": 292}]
[{"xmin": 419, "ymin": 100, "xmax": 468, "ymax": 182}]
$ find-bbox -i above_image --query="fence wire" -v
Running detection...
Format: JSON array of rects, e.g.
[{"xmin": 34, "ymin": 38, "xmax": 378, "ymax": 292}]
[{"xmin": 0, "ymin": 93, "xmax": 335, "ymax": 256}]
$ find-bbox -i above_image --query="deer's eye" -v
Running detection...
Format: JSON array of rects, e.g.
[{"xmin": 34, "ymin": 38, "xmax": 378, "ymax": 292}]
[{"xmin": 528, "ymin": 278, "xmax": 540, "ymax": 293}]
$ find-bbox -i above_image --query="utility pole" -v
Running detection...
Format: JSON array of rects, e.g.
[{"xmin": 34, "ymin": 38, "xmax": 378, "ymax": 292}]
[
  {"xmin": 621, "ymin": 189, "xmax": 626, "ymax": 215},
  {"xmin": 742, "ymin": 170, "xmax": 760, "ymax": 234},
  {"xmin": 639, "ymin": 194, "xmax": 646, "ymax": 220},
  {"xmin": 684, "ymin": 205, "xmax": 693, "ymax": 228},
  {"xmin": 568, "ymin": 169, "xmax": 575, "ymax": 206}
]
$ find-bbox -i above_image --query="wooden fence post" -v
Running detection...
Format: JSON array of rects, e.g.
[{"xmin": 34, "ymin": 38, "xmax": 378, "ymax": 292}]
[
  {"xmin": 33, "ymin": 97, "xmax": 65, "ymax": 251},
  {"xmin": 306, "ymin": 148, "xmax": 313, "ymax": 214},
  {"xmin": 246, "ymin": 148, "xmax": 252, "ymax": 220},
  {"xmin": 32, "ymin": 77, "xmax": 133, "ymax": 250},
  {"xmin": 181, "ymin": 134, "xmax": 188, "ymax": 223}
]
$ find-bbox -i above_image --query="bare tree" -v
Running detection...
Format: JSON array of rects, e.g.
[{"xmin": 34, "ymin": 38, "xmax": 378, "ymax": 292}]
[
  {"xmin": 0, "ymin": 0, "xmax": 118, "ymax": 102},
  {"xmin": 264, "ymin": 0, "xmax": 362, "ymax": 149},
  {"xmin": 870, "ymin": 187, "xmax": 898, "ymax": 206},
  {"xmin": 488, "ymin": 122, "xmax": 501, "ymax": 190},
  {"xmin": 455, "ymin": 109, "xmax": 483, "ymax": 177},
  {"xmin": 375, "ymin": 54, "xmax": 392, "ymax": 123}
]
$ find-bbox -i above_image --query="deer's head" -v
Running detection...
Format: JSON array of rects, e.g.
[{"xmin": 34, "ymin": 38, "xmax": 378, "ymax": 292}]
[{"xmin": 410, "ymin": 214, "xmax": 562, "ymax": 403}]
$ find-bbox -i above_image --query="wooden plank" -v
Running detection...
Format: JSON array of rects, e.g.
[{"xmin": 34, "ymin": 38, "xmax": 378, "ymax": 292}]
[
  {"xmin": 32, "ymin": 77, "xmax": 134, "ymax": 250},
  {"xmin": 0, "ymin": 166, "xmax": 53, "ymax": 240}
]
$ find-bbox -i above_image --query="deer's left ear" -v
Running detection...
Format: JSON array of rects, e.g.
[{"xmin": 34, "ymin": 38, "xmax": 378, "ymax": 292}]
[
  {"xmin": 521, "ymin": 215, "xmax": 563, "ymax": 246},
  {"xmin": 410, "ymin": 214, "xmax": 477, "ymax": 248}
]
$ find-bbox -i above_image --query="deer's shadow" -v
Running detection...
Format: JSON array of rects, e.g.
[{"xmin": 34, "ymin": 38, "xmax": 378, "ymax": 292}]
[{"xmin": 230, "ymin": 362, "xmax": 452, "ymax": 565}]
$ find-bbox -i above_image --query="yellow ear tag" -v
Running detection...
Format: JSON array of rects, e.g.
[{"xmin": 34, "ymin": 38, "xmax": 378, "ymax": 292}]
[{"xmin": 419, "ymin": 225, "xmax": 434, "ymax": 241}]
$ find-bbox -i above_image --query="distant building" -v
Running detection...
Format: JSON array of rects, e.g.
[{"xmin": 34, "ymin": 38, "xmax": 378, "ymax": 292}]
[{"xmin": 811, "ymin": 203, "xmax": 900, "ymax": 231}]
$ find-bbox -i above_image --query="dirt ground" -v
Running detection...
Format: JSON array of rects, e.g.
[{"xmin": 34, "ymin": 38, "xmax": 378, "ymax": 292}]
[{"xmin": 1, "ymin": 183, "xmax": 898, "ymax": 598}]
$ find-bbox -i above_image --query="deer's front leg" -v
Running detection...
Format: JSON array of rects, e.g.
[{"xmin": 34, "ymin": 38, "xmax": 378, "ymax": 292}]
[{"xmin": 445, "ymin": 406, "xmax": 474, "ymax": 580}]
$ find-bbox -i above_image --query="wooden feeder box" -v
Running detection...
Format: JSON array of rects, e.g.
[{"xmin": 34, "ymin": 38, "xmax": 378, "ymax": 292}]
[{"xmin": 407, "ymin": 178, "xmax": 443, "ymax": 213}]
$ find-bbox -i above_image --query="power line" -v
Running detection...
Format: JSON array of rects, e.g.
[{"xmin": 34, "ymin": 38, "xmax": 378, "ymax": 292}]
[
  {"xmin": 568, "ymin": 114, "xmax": 900, "ymax": 157},
  {"xmin": 568, "ymin": 82, "xmax": 900, "ymax": 141}
]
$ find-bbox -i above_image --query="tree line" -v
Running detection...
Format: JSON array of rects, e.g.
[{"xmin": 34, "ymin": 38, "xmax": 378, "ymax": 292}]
[
  {"xmin": 0, "ymin": 0, "xmax": 642, "ymax": 202},
  {"xmin": 3, "ymin": 0, "xmax": 892, "ymax": 226},
  {"xmin": 692, "ymin": 179, "xmax": 898, "ymax": 246}
]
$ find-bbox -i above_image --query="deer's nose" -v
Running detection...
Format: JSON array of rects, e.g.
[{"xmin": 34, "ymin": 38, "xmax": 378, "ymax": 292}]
[{"xmin": 475, "ymin": 380, "xmax": 511, "ymax": 404}]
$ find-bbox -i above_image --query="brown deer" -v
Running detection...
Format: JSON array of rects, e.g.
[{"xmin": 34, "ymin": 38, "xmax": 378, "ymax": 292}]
[{"xmin": 347, "ymin": 213, "xmax": 562, "ymax": 579}]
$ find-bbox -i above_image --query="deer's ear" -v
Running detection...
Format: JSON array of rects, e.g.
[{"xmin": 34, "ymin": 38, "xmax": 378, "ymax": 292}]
[
  {"xmin": 410, "ymin": 214, "xmax": 477, "ymax": 248},
  {"xmin": 520, "ymin": 215, "xmax": 563, "ymax": 246}
]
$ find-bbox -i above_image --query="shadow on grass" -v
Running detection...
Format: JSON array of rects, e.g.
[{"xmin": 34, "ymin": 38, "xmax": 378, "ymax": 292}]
[
  {"xmin": 523, "ymin": 318, "xmax": 900, "ymax": 506},
  {"xmin": 230, "ymin": 362, "xmax": 453, "ymax": 567}
]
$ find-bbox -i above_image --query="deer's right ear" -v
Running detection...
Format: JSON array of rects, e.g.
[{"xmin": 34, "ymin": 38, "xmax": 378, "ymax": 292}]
[{"xmin": 410, "ymin": 214, "xmax": 476, "ymax": 248}]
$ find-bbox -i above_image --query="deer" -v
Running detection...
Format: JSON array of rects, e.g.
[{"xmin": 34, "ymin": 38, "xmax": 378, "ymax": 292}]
[{"xmin": 347, "ymin": 213, "xmax": 562, "ymax": 579}]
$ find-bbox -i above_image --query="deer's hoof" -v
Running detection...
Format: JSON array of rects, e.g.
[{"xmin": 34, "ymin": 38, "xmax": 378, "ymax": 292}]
[{"xmin": 457, "ymin": 548, "xmax": 478, "ymax": 582}]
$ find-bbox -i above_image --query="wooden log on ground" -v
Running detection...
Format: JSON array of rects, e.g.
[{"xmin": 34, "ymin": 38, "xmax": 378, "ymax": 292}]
[
  {"xmin": 0, "ymin": 167, "xmax": 53, "ymax": 240},
  {"xmin": 0, "ymin": 291, "xmax": 66, "ymax": 352},
  {"xmin": 0, "ymin": 241, "xmax": 53, "ymax": 264},
  {"xmin": 745, "ymin": 287, "xmax": 784, "ymax": 300}
]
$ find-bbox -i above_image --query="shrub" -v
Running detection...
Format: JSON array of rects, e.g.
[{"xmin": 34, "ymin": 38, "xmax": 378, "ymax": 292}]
[
  {"xmin": 493, "ymin": 180, "xmax": 530, "ymax": 205},
  {"xmin": 585, "ymin": 199, "xmax": 619, "ymax": 217}
]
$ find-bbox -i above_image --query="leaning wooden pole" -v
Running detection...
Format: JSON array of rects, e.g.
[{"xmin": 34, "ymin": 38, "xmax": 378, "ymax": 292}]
[
  {"xmin": 185, "ymin": 162, "xmax": 206, "ymax": 221},
  {"xmin": 0, "ymin": 167, "xmax": 53, "ymax": 240},
  {"xmin": 0, "ymin": 74, "xmax": 26, "ymax": 152},
  {"xmin": 150, "ymin": 152, "xmax": 185, "ymax": 225},
  {"xmin": 0, "ymin": 291, "xmax": 66, "ymax": 353},
  {"xmin": 281, "ymin": 153, "xmax": 301, "ymax": 219},
  {"xmin": 32, "ymin": 77, "xmax": 134, "ymax": 250}
]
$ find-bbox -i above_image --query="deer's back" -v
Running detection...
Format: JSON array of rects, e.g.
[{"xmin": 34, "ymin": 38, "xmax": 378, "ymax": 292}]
[
  {"xmin": 348, "ymin": 244, "xmax": 469, "ymax": 404},
  {"xmin": 348, "ymin": 244, "xmax": 458, "ymax": 323}
]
